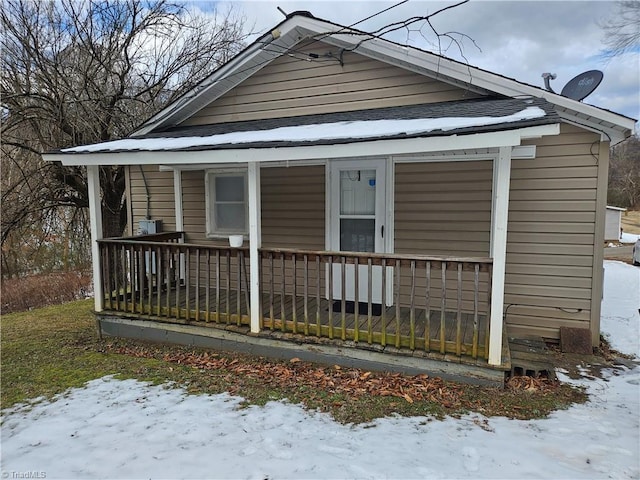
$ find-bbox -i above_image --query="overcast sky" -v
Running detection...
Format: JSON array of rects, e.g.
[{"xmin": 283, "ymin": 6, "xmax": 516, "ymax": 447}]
[{"xmin": 210, "ymin": 0, "xmax": 638, "ymax": 124}]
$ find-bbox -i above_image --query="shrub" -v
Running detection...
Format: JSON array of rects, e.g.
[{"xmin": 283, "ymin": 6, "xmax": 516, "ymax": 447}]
[{"xmin": 1, "ymin": 271, "xmax": 92, "ymax": 314}]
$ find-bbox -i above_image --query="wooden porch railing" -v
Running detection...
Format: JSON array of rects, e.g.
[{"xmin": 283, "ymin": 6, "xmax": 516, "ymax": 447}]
[
  {"xmin": 97, "ymin": 236, "xmax": 493, "ymax": 359},
  {"xmin": 98, "ymin": 234, "xmax": 250, "ymax": 325},
  {"xmin": 259, "ymin": 248, "xmax": 493, "ymax": 359}
]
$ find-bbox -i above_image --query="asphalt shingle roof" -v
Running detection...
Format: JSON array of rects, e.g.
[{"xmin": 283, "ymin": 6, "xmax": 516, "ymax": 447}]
[
  {"xmin": 59, "ymin": 97, "xmax": 560, "ymax": 154},
  {"xmin": 139, "ymin": 97, "xmax": 559, "ymax": 151}
]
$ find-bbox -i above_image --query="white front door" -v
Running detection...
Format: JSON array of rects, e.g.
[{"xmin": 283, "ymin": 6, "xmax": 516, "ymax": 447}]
[{"xmin": 330, "ymin": 159, "xmax": 387, "ymax": 304}]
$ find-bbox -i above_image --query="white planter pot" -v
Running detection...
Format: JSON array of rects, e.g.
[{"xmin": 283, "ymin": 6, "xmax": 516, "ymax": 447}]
[{"xmin": 228, "ymin": 235, "xmax": 244, "ymax": 248}]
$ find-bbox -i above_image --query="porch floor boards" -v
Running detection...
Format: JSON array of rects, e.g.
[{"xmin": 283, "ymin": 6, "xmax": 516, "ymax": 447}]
[{"xmin": 109, "ymin": 285, "xmax": 488, "ymax": 356}]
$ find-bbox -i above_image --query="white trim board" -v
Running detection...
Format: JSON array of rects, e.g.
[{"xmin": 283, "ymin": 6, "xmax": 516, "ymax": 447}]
[
  {"xmin": 173, "ymin": 170, "xmax": 184, "ymax": 232},
  {"xmin": 159, "ymin": 159, "xmax": 328, "ymax": 172},
  {"xmin": 393, "ymin": 145, "xmax": 535, "ymax": 163}
]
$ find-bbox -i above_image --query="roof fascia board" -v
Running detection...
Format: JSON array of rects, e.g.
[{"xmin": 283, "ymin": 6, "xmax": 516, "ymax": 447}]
[
  {"xmin": 159, "ymin": 147, "xmax": 534, "ymax": 171},
  {"xmin": 160, "ymin": 159, "xmax": 328, "ymax": 171},
  {"xmin": 44, "ymin": 125, "xmax": 558, "ymax": 167},
  {"xmin": 555, "ymin": 110, "xmax": 625, "ymax": 144}
]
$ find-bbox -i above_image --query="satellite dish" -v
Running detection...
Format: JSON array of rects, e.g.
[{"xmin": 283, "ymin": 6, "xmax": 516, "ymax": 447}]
[
  {"xmin": 541, "ymin": 70, "xmax": 604, "ymax": 101},
  {"xmin": 561, "ymin": 70, "xmax": 604, "ymax": 101}
]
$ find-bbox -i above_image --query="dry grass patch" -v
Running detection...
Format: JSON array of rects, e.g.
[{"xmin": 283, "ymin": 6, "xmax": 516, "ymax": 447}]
[{"xmin": 621, "ymin": 209, "xmax": 640, "ymax": 235}]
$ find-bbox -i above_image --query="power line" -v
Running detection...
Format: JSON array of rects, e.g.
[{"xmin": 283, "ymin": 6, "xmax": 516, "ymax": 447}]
[
  {"xmin": 339, "ymin": 0, "xmax": 471, "ymax": 56},
  {"xmin": 351, "ymin": 0, "xmax": 409, "ymax": 28},
  {"xmin": 304, "ymin": 0, "xmax": 409, "ymax": 50}
]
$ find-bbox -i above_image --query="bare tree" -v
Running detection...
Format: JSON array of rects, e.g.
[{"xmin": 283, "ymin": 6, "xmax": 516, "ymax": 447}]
[
  {"xmin": 599, "ymin": 2, "xmax": 639, "ymax": 211},
  {"xmin": 600, "ymin": 1, "xmax": 640, "ymax": 58},
  {"xmin": 1, "ymin": 0, "xmax": 475, "ymax": 278},
  {"xmin": 1, "ymin": 0, "xmax": 251, "ymax": 276},
  {"xmin": 312, "ymin": 0, "xmax": 479, "ymax": 62},
  {"xmin": 608, "ymin": 135, "xmax": 640, "ymax": 209}
]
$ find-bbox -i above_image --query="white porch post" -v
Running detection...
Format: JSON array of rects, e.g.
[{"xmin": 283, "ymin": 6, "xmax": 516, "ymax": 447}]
[
  {"xmin": 488, "ymin": 146, "xmax": 512, "ymax": 365},
  {"xmin": 173, "ymin": 169, "xmax": 184, "ymax": 232},
  {"xmin": 248, "ymin": 161, "xmax": 262, "ymax": 333},
  {"xmin": 173, "ymin": 169, "xmax": 186, "ymax": 281},
  {"xmin": 87, "ymin": 165, "xmax": 104, "ymax": 312}
]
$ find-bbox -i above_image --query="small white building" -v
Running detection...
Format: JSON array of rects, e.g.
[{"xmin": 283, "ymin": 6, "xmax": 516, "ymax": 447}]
[{"xmin": 605, "ymin": 206, "xmax": 627, "ymax": 241}]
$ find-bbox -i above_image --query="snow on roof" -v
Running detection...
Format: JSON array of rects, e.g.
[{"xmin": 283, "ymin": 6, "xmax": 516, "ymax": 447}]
[
  {"xmin": 606, "ymin": 205, "xmax": 627, "ymax": 211},
  {"xmin": 62, "ymin": 106, "xmax": 546, "ymax": 153}
]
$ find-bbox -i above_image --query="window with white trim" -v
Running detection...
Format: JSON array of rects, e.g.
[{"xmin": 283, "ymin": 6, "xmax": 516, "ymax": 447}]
[{"xmin": 205, "ymin": 171, "xmax": 248, "ymax": 237}]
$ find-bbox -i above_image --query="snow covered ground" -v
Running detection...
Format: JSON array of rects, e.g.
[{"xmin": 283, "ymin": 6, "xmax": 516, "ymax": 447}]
[
  {"xmin": 2, "ymin": 261, "xmax": 639, "ymax": 479},
  {"xmin": 602, "ymin": 261, "xmax": 640, "ymax": 358}
]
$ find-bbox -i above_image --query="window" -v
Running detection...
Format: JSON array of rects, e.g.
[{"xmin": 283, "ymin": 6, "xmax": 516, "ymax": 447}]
[{"xmin": 206, "ymin": 171, "xmax": 248, "ymax": 236}]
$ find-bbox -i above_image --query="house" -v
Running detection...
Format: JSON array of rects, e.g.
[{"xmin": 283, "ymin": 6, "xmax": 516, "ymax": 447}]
[
  {"xmin": 605, "ymin": 206, "xmax": 627, "ymax": 241},
  {"xmin": 43, "ymin": 12, "xmax": 635, "ymax": 384}
]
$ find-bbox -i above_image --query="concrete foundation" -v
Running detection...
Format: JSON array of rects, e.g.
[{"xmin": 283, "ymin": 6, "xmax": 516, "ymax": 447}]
[{"xmin": 98, "ymin": 314, "xmax": 508, "ymax": 387}]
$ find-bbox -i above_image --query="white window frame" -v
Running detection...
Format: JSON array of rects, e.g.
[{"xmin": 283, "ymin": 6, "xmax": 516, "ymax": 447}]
[{"xmin": 205, "ymin": 169, "xmax": 249, "ymax": 238}]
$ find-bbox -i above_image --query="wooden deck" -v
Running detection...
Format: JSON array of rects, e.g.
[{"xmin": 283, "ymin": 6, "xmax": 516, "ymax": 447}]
[{"xmin": 108, "ymin": 285, "xmax": 489, "ymax": 358}]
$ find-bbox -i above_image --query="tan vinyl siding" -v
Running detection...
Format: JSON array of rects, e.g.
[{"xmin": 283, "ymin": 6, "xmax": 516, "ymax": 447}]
[
  {"xmin": 128, "ymin": 165, "xmax": 176, "ymax": 232},
  {"xmin": 181, "ymin": 42, "xmax": 482, "ymax": 126},
  {"xmin": 261, "ymin": 165, "xmax": 325, "ymax": 249},
  {"xmin": 505, "ymin": 123, "xmax": 601, "ymax": 341},
  {"xmin": 395, "ymin": 160, "xmax": 493, "ymax": 256},
  {"xmin": 181, "ymin": 170, "xmax": 209, "ymax": 244},
  {"xmin": 394, "ymin": 160, "xmax": 493, "ymax": 312},
  {"xmin": 260, "ymin": 165, "xmax": 326, "ymax": 294}
]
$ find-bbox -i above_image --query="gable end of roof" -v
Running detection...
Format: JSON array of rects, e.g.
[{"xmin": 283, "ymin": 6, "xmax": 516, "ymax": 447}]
[{"xmin": 133, "ymin": 12, "xmax": 635, "ymax": 143}]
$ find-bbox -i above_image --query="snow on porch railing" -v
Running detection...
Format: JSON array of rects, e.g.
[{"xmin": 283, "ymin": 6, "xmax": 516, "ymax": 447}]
[{"xmin": 259, "ymin": 248, "xmax": 493, "ymax": 360}]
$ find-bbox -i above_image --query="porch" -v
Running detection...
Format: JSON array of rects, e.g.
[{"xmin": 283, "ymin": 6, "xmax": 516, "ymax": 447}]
[{"xmin": 96, "ymin": 233, "xmax": 509, "ymax": 378}]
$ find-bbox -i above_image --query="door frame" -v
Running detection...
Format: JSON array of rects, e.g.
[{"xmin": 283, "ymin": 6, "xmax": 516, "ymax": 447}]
[{"xmin": 325, "ymin": 157, "xmax": 394, "ymax": 304}]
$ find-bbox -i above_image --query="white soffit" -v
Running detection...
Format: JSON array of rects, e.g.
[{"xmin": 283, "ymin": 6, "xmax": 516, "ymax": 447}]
[{"xmin": 158, "ymin": 145, "xmax": 535, "ymax": 171}]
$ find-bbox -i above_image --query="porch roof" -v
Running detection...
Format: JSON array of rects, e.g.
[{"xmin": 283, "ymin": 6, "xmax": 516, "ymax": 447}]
[{"xmin": 57, "ymin": 97, "xmax": 558, "ymax": 155}]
